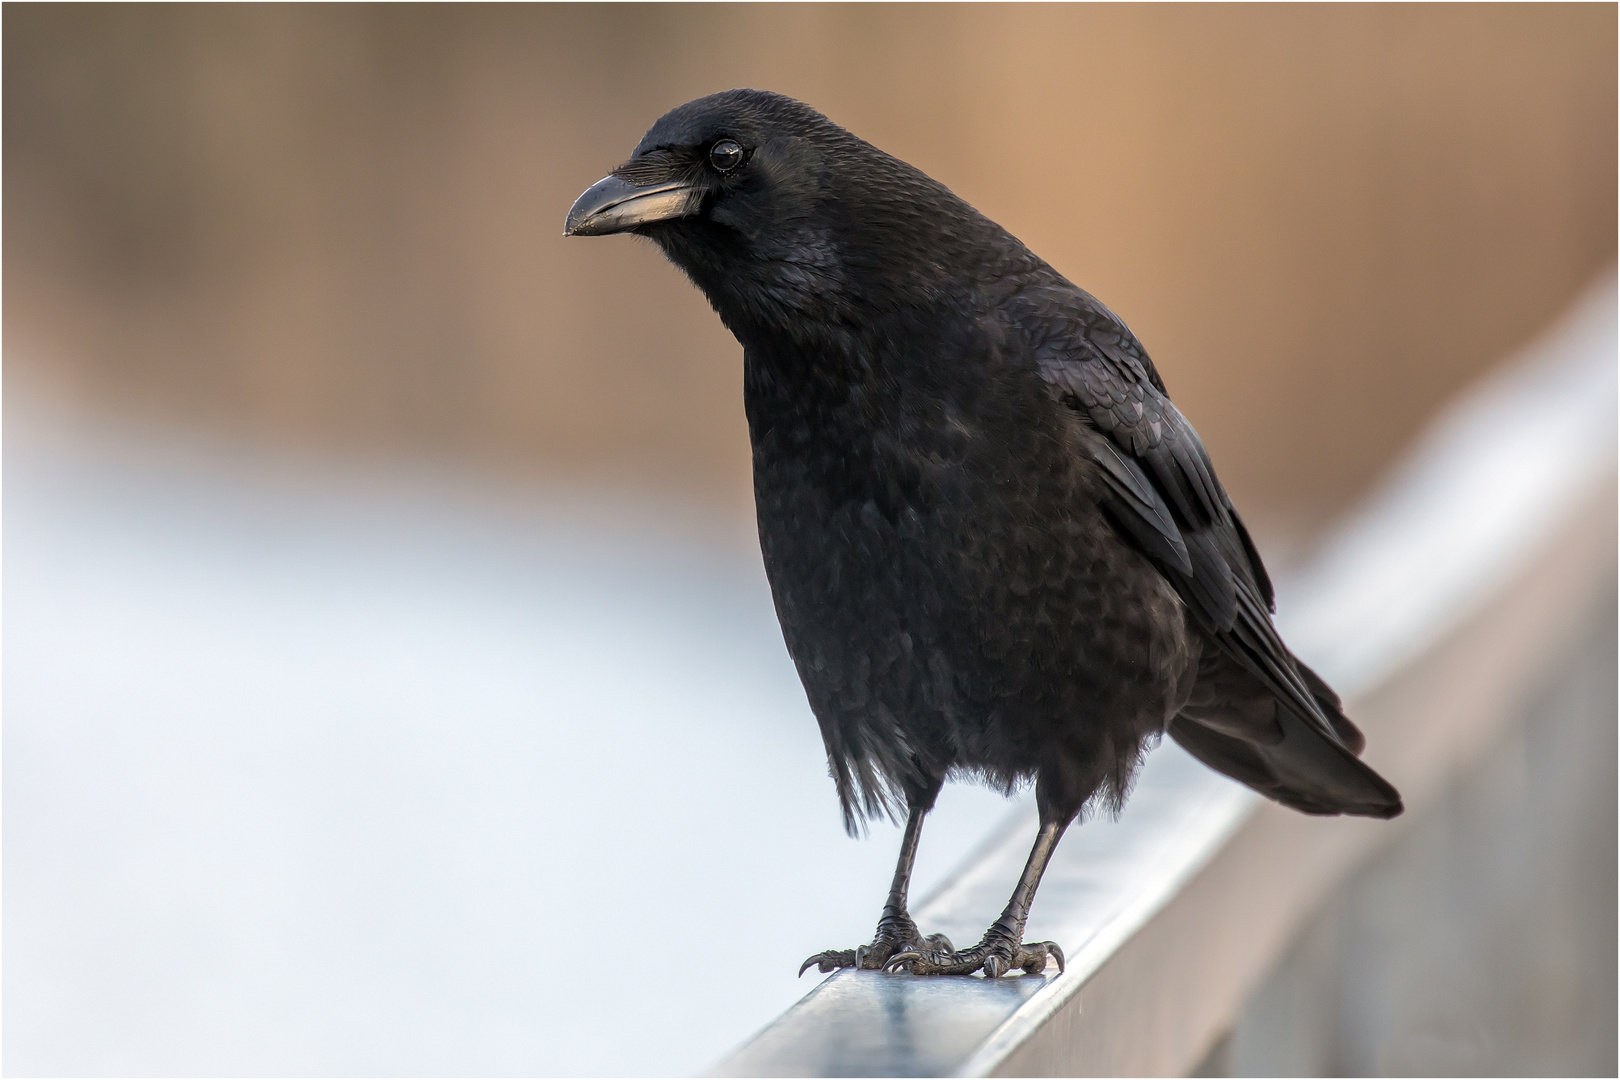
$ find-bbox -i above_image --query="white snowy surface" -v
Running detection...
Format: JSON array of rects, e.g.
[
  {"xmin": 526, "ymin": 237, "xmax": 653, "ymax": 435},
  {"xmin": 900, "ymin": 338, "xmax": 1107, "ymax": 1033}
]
[{"xmin": 2, "ymin": 412, "xmax": 1021, "ymax": 1076}]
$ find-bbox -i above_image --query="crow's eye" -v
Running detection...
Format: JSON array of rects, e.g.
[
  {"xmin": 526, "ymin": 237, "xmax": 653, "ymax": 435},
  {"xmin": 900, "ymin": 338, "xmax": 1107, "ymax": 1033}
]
[{"xmin": 709, "ymin": 138, "xmax": 744, "ymax": 173}]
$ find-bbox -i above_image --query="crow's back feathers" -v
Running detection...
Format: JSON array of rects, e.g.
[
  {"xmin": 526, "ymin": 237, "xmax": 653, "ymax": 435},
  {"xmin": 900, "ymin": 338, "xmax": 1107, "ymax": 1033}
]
[{"xmin": 1009, "ymin": 279, "xmax": 1375, "ymax": 765}]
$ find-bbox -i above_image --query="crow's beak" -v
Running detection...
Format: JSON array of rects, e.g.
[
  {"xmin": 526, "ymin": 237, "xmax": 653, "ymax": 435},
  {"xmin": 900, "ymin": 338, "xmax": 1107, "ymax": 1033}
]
[{"xmin": 564, "ymin": 174, "xmax": 702, "ymax": 237}]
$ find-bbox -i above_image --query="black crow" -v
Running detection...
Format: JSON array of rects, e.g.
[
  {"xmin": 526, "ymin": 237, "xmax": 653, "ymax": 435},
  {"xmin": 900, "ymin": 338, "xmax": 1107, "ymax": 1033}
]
[{"xmin": 565, "ymin": 90, "xmax": 1402, "ymax": 980}]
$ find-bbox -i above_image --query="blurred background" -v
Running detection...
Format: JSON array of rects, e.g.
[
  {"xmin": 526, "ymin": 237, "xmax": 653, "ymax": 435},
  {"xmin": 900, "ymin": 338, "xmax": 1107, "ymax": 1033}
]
[
  {"xmin": 8, "ymin": 3, "xmax": 1616, "ymax": 528},
  {"xmin": 4, "ymin": 4, "xmax": 1615, "ymax": 1077}
]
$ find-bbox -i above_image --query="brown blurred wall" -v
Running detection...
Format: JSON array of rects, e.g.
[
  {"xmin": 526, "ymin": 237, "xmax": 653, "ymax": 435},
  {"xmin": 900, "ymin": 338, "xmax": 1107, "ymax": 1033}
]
[{"xmin": 5, "ymin": 4, "xmax": 1615, "ymax": 527}]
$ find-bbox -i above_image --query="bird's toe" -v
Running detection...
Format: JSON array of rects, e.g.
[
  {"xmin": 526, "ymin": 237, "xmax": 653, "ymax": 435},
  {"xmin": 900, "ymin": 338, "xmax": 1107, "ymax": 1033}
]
[
  {"xmin": 800, "ymin": 912, "xmax": 954, "ymax": 976},
  {"xmin": 798, "ymin": 949, "xmax": 857, "ymax": 977},
  {"xmin": 881, "ymin": 934, "xmax": 1065, "ymax": 977},
  {"xmin": 882, "ymin": 946, "xmax": 981, "ymax": 976},
  {"xmin": 1016, "ymin": 940, "xmax": 1064, "ymax": 975},
  {"xmin": 881, "ymin": 950, "xmax": 925, "ymax": 973}
]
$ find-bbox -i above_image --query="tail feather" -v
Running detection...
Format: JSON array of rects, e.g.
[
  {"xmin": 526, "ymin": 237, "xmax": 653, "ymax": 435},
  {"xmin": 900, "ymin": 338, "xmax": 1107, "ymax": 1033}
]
[
  {"xmin": 1170, "ymin": 650, "xmax": 1402, "ymax": 819},
  {"xmin": 1294, "ymin": 656, "xmax": 1365, "ymax": 755}
]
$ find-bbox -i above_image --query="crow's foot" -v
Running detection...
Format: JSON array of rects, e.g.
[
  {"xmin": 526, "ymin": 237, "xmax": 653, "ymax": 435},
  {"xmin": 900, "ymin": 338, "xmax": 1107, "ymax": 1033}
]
[
  {"xmin": 884, "ymin": 927, "xmax": 1064, "ymax": 978},
  {"xmin": 799, "ymin": 911, "xmax": 954, "ymax": 976}
]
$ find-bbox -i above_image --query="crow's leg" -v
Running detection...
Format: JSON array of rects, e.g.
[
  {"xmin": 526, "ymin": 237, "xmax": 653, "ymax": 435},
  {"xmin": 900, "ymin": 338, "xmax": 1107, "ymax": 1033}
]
[
  {"xmin": 885, "ymin": 808, "xmax": 1068, "ymax": 978},
  {"xmin": 799, "ymin": 780, "xmax": 953, "ymax": 976}
]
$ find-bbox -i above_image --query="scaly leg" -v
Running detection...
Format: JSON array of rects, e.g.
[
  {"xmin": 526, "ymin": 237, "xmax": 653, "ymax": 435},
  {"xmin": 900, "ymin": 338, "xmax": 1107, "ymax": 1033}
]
[
  {"xmin": 799, "ymin": 785, "xmax": 953, "ymax": 975},
  {"xmin": 885, "ymin": 814, "xmax": 1067, "ymax": 978}
]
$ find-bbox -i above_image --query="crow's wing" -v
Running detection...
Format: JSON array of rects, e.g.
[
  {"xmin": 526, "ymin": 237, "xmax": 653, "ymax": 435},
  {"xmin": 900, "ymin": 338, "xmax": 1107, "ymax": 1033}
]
[{"xmin": 1009, "ymin": 279, "xmax": 1350, "ymax": 750}]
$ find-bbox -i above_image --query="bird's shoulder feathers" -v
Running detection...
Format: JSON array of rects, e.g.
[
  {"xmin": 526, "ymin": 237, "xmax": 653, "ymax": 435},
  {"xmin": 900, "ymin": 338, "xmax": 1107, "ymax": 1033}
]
[{"xmin": 1002, "ymin": 274, "xmax": 1361, "ymax": 752}]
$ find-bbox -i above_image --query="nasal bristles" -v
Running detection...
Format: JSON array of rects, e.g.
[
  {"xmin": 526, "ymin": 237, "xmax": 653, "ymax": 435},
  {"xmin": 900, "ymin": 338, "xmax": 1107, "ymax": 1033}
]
[{"xmin": 613, "ymin": 151, "xmax": 687, "ymax": 187}]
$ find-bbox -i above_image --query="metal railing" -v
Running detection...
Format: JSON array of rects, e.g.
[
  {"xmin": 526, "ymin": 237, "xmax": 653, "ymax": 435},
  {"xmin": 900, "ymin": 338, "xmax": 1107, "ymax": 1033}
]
[{"xmin": 712, "ymin": 276, "xmax": 1616, "ymax": 1078}]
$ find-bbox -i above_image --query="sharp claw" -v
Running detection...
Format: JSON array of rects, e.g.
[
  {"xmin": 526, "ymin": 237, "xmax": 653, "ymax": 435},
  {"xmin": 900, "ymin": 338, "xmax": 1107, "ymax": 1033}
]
[
  {"xmin": 799, "ymin": 951, "xmax": 848, "ymax": 977},
  {"xmin": 884, "ymin": 951, "xmax": 922, "ymax": 972},
  {"xmin": 819, "ymin": 931, "xmax": 1063, "ymax": 979},
  {"xmin": 804, "ymin": 924, "xmax": 961, "ymax": 977}
]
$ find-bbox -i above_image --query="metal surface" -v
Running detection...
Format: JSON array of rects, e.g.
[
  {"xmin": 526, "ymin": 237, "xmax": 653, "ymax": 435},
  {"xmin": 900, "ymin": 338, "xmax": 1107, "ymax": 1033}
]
[
  {"xmin": 717, "ymin": 747, "xmax": 1255, "ymax": 1077},
  {"xmin": 711, "ymin": 276, "xmax": 1617, "ymax": 1077},
  {"xmin": 1221, "ymin": 612, "xmax": 1617, "ymax": 1076}
]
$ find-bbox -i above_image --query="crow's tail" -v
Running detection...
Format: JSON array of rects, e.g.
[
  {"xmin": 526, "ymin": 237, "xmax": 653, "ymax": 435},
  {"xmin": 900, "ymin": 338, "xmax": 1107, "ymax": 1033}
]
[{"xmin": 1169, "ymin": 653, "xmax": 1403, "ymax": 819}]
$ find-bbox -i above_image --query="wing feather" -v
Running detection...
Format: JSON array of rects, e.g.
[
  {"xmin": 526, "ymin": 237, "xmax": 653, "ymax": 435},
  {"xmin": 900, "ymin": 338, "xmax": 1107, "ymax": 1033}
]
[{"xmin": 1014, "ymin": 279, "xmax": 1342, "ymax": 748}]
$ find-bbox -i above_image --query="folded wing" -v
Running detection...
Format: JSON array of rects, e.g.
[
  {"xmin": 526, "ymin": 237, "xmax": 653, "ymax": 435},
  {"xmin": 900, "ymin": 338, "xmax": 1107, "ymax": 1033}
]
[{"xmin": 1011, "ymin": 278, "xmax": 1401, "ymax": 818}]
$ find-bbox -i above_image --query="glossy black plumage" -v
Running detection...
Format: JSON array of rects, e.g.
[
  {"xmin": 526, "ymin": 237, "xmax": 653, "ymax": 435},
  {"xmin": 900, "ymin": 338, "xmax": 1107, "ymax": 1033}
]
[{"xmin": 566, "ymin": 89, "xmax": 1401, "ymax": 979}]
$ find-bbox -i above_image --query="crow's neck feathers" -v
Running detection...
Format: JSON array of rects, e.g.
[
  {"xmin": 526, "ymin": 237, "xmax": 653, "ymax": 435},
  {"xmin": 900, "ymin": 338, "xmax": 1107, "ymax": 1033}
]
[{"xmin": 642, "ymin": 95, "xmax": 1035, "ymax": 358}]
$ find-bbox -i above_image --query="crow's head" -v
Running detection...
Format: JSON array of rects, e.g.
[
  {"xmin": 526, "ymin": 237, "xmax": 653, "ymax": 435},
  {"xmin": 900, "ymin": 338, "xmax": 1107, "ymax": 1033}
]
[{"xmin": 566, "ymin": 89, "xmax": 1002, "ymax": 340}]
